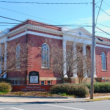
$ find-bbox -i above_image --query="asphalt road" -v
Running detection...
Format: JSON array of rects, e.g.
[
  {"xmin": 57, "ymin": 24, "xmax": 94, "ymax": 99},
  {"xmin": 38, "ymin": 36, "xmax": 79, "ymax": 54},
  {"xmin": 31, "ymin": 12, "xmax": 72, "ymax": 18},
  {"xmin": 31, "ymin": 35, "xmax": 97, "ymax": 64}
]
[{"xmin": 0, "ymin": 100, "xmax": 110, "ymax": 110}]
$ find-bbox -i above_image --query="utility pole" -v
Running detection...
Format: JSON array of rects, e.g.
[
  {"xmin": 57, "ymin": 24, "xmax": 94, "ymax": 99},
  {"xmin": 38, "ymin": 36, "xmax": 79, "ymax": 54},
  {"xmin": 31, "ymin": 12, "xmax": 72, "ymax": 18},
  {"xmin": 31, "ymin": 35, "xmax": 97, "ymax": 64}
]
[{"xmin": 90, "ymin": 0, "xmax": 95, "ymax": 99}]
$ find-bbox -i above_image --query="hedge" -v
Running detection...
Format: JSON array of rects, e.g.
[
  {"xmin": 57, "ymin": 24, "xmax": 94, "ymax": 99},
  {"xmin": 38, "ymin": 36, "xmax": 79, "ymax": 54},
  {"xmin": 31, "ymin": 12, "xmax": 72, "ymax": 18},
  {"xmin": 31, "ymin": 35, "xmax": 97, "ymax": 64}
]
[
  {"xmin": 0, "ymin": 82, "xmax": 12, "ymax": 93},
  {"xmin": 50, "ymin": 83, "xmax": 89, "ymax": 97},
  {"xmin": 85, "ymin": 82, "xmax": 110, "ymax": 93}
]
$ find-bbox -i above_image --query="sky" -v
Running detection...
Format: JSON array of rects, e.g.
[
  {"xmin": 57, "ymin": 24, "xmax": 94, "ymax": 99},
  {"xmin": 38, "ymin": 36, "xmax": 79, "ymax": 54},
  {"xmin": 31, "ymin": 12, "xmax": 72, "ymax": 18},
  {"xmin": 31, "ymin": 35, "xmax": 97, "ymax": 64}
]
[{"xmin": 0, "ymin": 0, "xmax": 110, "ymax": 38}]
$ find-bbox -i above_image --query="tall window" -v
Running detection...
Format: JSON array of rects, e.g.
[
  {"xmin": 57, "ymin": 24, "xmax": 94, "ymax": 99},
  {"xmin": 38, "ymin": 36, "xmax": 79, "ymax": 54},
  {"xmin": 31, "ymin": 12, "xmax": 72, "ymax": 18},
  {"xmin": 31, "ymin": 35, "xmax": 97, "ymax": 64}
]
[
  {"xmin": 16, "ymin": 44, "xmax": 20, "ymax": 68},
  {"xmin": 41, "ymin": 43, "xmax": 50, "ymax": 68},
  {"xmin": 101, "ymin": 52, "xmax": 106, "ymax": 70}
]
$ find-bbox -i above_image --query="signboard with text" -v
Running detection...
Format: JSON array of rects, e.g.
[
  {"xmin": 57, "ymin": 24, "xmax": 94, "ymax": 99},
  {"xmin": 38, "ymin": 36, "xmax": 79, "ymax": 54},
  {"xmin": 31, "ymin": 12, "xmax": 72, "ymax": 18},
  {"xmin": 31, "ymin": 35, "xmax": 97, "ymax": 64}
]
[
  {"xmin": 12, "ymin": 85, "xmax": 52, "ymax": 91},
  {"xmin": 29, "ymin": 71, "xmax": 39, "ymax": 84}
]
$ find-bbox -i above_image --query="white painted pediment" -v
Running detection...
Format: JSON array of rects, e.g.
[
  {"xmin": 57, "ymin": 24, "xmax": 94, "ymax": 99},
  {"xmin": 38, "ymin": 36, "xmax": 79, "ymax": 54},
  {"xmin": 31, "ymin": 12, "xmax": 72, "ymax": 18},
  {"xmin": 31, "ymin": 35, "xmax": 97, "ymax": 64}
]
[{"xmin": 62, "ymin": 27, "xmax": 92, "ymax": 39}]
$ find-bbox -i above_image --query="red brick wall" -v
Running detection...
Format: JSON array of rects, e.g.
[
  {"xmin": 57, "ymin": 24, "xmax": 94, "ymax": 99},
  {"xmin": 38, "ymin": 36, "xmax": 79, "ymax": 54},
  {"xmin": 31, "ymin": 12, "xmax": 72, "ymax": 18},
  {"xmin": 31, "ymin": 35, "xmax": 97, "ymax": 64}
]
[
  {"xmin": 27, "ymin": 34, "xmax": 62, "ymax": 85},
  {"xmin": 7, "ymin": 35, "xmax": 27, "ymax": 85},
  {"xmin": 6, "ymin": 19, "xmax": 63, "ymax": 86},
  {"xmin": 96, "ymin": 46, "xmax": 110, "ymax": 77}
]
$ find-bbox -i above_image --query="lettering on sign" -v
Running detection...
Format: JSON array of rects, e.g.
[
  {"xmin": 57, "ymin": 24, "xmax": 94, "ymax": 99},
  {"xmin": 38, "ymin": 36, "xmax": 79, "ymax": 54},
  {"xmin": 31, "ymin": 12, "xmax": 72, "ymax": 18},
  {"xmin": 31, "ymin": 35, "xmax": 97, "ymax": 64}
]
[{"xmin": 29, "ymin": 71, "xmax": 39, "ymax": 84}]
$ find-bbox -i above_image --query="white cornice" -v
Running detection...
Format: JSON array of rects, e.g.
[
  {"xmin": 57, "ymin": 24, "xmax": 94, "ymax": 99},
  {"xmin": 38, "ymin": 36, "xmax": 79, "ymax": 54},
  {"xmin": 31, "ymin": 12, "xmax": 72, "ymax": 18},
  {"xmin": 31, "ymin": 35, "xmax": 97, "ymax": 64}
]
[
  {"xmin": 96, "ymin": 44, "xmax": 110, "ymax": 48},
  {"xmin": 0, "ymin": 24, "xmax": 110, "ymax": 46},
  {"xmin": 26, "ymin": 24, "xmax": 62, "ymax": 35},
  {"xmin": 96, "ymin": 39, "xmax": 110, "ymax": 46}
]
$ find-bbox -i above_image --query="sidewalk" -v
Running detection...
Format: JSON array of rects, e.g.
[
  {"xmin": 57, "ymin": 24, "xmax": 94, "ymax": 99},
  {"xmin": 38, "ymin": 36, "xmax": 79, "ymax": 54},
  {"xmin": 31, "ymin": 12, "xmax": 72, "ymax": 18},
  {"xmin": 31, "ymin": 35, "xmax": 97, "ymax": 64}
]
[
  {"xmin": 0, "ymin": 95, "xmax": 110, "ymax": 103},
  {"xmin": 0, "ymin": 96, "xmax": 86, "ymax": 103}
]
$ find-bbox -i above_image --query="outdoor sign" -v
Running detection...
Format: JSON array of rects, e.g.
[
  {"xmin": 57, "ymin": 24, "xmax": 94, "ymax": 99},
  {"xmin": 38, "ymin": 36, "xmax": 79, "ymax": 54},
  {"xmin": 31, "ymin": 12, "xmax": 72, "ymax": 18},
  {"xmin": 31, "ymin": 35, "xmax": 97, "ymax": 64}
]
[
  {"xmin": 12, "ymin": 85, "xmax": 52, "ymax": 91},
  {"xmin": 29, "ymin": 71, "xmax": 39, "ymax": 84}
]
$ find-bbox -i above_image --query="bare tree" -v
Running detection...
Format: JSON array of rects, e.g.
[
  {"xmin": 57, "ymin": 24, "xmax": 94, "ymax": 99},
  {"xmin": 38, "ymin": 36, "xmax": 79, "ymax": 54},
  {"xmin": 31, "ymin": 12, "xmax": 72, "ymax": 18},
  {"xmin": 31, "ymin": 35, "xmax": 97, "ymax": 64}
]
[
  {"xmin": 0, "ymin": 40, "xmax": 30, "ymax": 78},
  {"xmin": 50, "ymin": 42, "xmax": 91, "ymax": 83},
  {"xmin": 77, "ymin": 51, "xmax": 91, "ymax": 83}
]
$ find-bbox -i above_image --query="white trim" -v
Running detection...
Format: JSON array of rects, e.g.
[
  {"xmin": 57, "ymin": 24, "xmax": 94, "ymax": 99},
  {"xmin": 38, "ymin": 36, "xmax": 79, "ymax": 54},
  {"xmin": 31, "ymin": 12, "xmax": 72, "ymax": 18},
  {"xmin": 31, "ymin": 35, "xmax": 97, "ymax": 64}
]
[
  {"xmin": 7, "ymin": 31, "xmax": 62, "ymax": 42},
  {"xmin": 0, "ymin": 24, "xmax": 110, "ymax": 46},
  {"xmin": 27, "ymin": 31, "xmax": 62, "ymax": 40},
  {"xmin": 96, "ymin": 44, "xmax": 110, "ymax": 49},
  {"xmin": 8, "ymin": 32, "xmax": 27, "ymax": 41}
]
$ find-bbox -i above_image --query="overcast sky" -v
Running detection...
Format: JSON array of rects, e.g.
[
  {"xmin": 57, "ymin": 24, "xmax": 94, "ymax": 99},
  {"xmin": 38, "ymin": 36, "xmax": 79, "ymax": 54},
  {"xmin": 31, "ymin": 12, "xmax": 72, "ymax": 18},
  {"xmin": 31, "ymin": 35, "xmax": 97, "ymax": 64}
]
[{"xmin": 0, "ymin": 0, "xmax": 110, "ymax": 38}]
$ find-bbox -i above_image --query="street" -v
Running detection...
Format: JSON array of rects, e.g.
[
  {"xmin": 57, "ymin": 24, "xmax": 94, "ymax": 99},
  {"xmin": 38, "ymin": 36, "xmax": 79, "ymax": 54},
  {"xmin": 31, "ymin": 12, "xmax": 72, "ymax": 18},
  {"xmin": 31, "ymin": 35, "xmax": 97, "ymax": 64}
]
[{"xmin": 0, "ymin": 100, "xmax": 109, "ymax": 110}]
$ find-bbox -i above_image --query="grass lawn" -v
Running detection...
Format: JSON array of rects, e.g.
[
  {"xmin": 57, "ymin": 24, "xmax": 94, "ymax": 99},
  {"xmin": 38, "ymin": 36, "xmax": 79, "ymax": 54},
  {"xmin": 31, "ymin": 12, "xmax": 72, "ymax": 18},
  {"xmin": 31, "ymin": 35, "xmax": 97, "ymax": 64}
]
[
  {"xmin": 0, "ymin": 91, "xmax": 110, "ymax": 99},
  {"xmin": 0, "ymin": 91, "xmax": 71, "ymax": 97}
]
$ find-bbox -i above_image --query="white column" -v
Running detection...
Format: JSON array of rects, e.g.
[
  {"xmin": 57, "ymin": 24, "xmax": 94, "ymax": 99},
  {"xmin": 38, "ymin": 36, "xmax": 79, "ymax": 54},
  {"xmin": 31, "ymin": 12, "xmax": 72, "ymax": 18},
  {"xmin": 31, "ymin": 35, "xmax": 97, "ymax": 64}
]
[
  {"xmin": 83, "ymin": 44, "xmax": 87, "ymax": 77},
  {"xmin": 3, "ymin": 42, "xmax": 7, "ymax": 78},
  {"xmin": 63, "ymin": 40, "xmax": 67, "ymax": 77},
  {"xmin": 73, "ymin": 42, "xmax": 77, "ymax": 77}
]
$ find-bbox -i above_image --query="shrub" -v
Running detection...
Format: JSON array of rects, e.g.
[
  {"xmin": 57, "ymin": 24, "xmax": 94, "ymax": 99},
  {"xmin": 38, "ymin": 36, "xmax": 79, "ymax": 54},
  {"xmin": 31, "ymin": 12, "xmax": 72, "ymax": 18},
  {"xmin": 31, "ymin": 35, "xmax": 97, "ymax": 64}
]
[
  {"xmin": 85, "ymin": 82, "xmax": 110, "ymax": 93},
  {"xmin": 0, "ymin": 82, "xmax": 12, "ymax": 93},
  {"xmin": 50, "ymin": 83, "xmax": 89, "ymax": 97}
]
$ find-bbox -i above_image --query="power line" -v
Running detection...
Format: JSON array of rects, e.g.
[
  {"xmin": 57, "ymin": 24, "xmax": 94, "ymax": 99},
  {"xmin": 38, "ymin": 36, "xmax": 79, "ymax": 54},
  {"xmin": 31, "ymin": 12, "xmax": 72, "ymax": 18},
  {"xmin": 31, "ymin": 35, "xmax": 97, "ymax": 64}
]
[
  {"xmin": 95, "ymin": 0, "xmax": 103, "ymax": 26},
  {"xmin": 0, "ymin": 22, "xmax": 91, "ymax": 27},
  {"xmin": 98, "ymin": 23, "xmax": 110, "ymax": 29},
  {"xmin": 0, "ymin": 6, "xmax": 62, "ymax": 25},
  {"xmin": 0, "ymin": 22, "xmax": 18, "ymax": 24},
  {"xmin": 0, "ymin": 15, "xmax": 110, "ymax": 37},
  {"xmin": 0, "ymin": 25, "xmax": 14, "ymax": 26},
  {"xmin": 0, "ymin": 1, "xmax": 92, "ymax": 4},
  {"xmin": 96, "ymin": 4, "xmax": 110, "ymax": 17},
  {"xmin": 96, "ymin": 27, "xmax": 110, "ymax": 36},
  {"xmin": 0, "ymin": 15, "xmax": 23, "ymax": 22},
  {"xmin": 96, "ymin": 0, "xmax": 102, "ymax": 4},
  {"xmin": 103, "ymin": 1, "xmax": 110, "ymax": 8}
]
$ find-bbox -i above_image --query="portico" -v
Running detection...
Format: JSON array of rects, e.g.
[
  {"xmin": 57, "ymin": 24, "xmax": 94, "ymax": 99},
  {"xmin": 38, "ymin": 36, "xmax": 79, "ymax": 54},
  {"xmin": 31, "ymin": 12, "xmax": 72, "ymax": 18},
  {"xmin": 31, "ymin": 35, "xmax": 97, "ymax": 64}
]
[{"xmin": 62, "ymin": 27, "xmax": 97, "ymax": 78}]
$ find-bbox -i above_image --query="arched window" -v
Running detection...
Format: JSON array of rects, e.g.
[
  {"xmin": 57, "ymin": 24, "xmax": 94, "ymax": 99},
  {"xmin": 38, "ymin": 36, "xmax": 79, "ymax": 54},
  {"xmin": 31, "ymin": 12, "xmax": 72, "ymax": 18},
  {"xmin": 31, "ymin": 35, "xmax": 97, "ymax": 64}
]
[
  {"xmin": 41, "ymin": 43, "xmax": 50, "ymax": 68},
  {"xmin": 16, "ymin": 44, "xmax": 20, "ymax": 68},
  {"xmin": 101, "ymin": 52, "xmax": 106, "ymax": 70}
]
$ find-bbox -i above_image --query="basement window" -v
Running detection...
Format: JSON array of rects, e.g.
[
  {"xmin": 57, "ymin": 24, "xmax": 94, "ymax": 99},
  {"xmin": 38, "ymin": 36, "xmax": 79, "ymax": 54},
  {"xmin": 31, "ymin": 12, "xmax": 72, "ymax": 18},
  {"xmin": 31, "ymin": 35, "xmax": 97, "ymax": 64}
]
[
  {"xmin": 47, "ymin": 81, "xmax": 51, "ymax": 85},
  {"xmin": 41, "ymin": 81, "xmax": 45, "ymax": 85}
]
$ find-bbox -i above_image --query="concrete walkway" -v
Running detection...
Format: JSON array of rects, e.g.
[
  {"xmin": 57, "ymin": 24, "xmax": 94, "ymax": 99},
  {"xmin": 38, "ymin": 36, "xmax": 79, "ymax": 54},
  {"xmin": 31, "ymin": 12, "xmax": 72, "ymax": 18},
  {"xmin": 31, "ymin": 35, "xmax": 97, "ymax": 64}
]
[
  {"xmin": 0, "ymin": 96, "xmax": 86, "ymax": 103},
  {"xmin": 0, "ymin": 95, "xmax": 110, "ymax": 103}
]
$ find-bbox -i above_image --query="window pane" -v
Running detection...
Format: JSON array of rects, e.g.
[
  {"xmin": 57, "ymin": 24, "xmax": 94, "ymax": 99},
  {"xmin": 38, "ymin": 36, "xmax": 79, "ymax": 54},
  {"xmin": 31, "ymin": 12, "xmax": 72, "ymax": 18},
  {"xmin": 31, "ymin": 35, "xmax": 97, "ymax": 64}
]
[
  {"xmin": 41, "ymin": 44, "xmax": 50, "ymax": 68},
  {"xmin": 16, "ymin": 45, "xmax": 20, "ymax": 68},
  {"xmin": 101, "ymin": 52, "xmax": 106, "ymax": 70}
]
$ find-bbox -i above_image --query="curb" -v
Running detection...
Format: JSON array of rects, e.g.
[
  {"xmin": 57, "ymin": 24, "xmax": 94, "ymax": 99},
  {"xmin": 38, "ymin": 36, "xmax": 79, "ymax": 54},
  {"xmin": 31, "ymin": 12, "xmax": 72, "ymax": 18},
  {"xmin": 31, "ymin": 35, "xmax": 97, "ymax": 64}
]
[
  {"xmin": 0, "ymin": 100, "xmax": 92, "ymax": 103},
  {"xmin": 0, "ymin": 95, "xmax": 69, "ymax": 99}
]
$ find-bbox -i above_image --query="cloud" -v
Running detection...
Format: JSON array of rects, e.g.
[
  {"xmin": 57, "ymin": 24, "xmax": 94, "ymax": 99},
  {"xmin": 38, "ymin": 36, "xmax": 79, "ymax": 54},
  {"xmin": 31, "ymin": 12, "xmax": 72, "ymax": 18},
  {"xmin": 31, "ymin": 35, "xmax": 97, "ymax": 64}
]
[
  {"xmin": 68, "ymin": 8, "xmax": 110, "ymax": 25},
  {"xmin": 96, "ymin": 8, "xmax": 110, "ymax": 23}
]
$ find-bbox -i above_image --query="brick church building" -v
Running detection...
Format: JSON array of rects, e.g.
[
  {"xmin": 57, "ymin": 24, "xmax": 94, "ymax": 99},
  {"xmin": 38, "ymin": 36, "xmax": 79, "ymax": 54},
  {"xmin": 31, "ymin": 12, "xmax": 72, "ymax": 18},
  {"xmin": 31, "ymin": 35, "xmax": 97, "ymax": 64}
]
[{"xmin": 0, "ymin": 19, "xmax": 110, "ymax": 91}]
